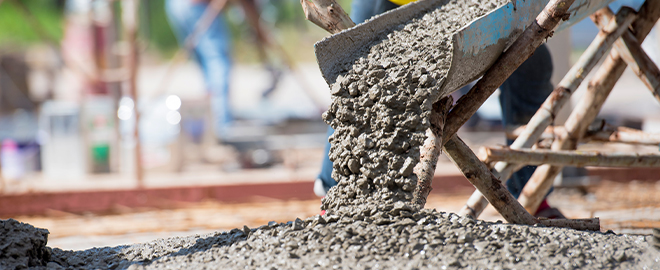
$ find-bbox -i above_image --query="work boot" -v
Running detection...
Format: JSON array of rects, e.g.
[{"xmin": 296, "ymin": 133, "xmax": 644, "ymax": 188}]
[
  {"xmin": 534, "ymin": 199, "xmax": 566, "ymax": 219},
  {"xmin": 313, "ymin": 178, "xmax": 328, "ymax": 197}
]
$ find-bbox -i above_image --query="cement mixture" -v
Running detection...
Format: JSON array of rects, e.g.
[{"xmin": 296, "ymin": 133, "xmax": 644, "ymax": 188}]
[
  {"xmin": 320, "ymin": 0, "xmax": 506, "ymax": 216},
  {"xmin": 3, "ymin": 212, "xmax": 659, "ymax": 269},
  {"xmin": 2, "ymin": 0, "xmax": 660, "ymax": 269},
  {"xmin": 0, "ymin": 219, "xmax": 50, "ymax": 269}
]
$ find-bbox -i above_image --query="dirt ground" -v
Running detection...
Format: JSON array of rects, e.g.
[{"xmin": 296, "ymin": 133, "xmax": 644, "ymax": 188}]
[
  {"xmin": 15, "ymin": 193, "xmax": 476, "ymax": 250},
  {"xmin": 11, "ymin": 179, "xmax": 660, "ymax": 251}
]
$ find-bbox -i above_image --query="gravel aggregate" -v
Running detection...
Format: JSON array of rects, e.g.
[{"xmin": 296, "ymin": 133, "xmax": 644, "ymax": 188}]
[
  {"xmin": 321, "ymin": 0, "xmax": 506, "ymax": 217},
  {"xmin": 2, "ymin": 0, "xmax": 659, "ymax": 269},
  {"xmin": 4, "ymin": 211, "xmax": 659, "ymax": 269}
]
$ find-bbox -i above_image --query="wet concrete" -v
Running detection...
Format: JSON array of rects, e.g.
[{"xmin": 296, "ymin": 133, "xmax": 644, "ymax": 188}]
[
  {"xmin": 3, "ymin": 212, "xmax": 659, "ymax": 269},
  {"xmin": 321, "ymin": 0, "xmax": 507, "ymax": 216},
  {"xmin": 0, "ymin": 219, "xmax": 50, "ymax": 269},
  {"xmin": 2, "ymin": 0, "xmax": 659, "ymax": 269}
]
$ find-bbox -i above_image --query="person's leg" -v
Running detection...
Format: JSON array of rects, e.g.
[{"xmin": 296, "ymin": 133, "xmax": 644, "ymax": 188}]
[
  {"xmin": 350, "ymin": 0, "xmax": 399, "ymax": 24},
  {"xmin": 198, "ymin": 19, "xmax": 233, "ymax": 140},
  {"xmin": 316, "ymin": 0, "xmax": 399, "ymax": 196},
  {"xmin": 499, "ymin": 43, "xmax": 554, "ymax": 199},
  {"xmin": 314, "ymin": 126, "xmax": 337, "ymax": 196},
  {"xmin": 349, "ymin": 0, "xmax": 376, "ymax": 24},
  {"xmin": 165, "ymin": 0, "xmax": 194, "ymax": 42},
  {"xmin": 181, "ymin": 3, "xmax": 233, "ymax": 140}
]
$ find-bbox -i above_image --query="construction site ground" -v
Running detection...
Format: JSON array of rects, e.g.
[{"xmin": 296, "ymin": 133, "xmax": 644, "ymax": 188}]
[
  {"xmin": 3, "ymin": 131, "xmax": 659, "ymax": 251},
  {"xmin": 8, "ymin": 179, "xmax": 660, "ymax": 251}
]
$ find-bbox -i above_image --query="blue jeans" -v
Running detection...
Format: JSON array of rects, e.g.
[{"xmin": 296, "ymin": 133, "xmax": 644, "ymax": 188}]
[
  {"xmin": 500, "ymin": 44, "xmax": 554, "ymax": 198},
  {"xmin": 165, "ymin": 0, "xmax": 233, "ymax": 139},
  {"xmin": 318, "ymin": 0, "xmax": 554, "ymax": 198}
]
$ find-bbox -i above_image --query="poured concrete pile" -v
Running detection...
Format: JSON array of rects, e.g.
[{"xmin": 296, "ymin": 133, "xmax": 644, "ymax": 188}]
[
  {"xmin": 2, "ymin": 0, "xmax": 660, "ymax": 269},
  {"xmin": 0, "ymin": 219, "xmax": 51, "ymax": 269},
  {"xmin": 2, "ymin": 212, "xmax": 659, "ymax": 269}
]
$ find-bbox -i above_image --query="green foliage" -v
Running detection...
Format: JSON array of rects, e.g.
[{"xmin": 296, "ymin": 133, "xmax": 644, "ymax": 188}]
[
  {"xmin": 140, "ymin": 0, "xmax": 179, "ymax": 57},
  {"xmin": 0, "ymin": 0, "xmax": 356, "ymax": 61},
  {"xmin": 0, "ymin": 1, "xmax": 64, "ymax": 48}
]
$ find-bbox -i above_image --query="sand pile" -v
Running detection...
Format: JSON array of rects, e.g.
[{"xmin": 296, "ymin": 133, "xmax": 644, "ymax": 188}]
[{"xmin": 2, "ymin": 0, "xmax": 659, "ymax": 269}]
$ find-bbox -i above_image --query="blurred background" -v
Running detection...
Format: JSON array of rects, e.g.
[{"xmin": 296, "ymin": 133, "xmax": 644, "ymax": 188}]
[{"xmin": 0, "ymin": 0, "xmax": 659, "ymax": 250}]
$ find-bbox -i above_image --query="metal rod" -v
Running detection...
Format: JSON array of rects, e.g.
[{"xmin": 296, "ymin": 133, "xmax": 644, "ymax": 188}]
[
  {"xmin": 592, "ymin": 8, "xmax": 660, "ymax": 104},
  {"xmin": 519, "ymin": 1, "xmax": 660, "ymax": 214},
  {"xmin": 458, "ymin": 5, "xmax": 637, "ymax": 218},
  {"xmin": 480, "ymin": 147, "xmax": 660, "ymax": 167},
  {"xmin": 442, "ymin": 0, "xmax": 576, "ymax": 145}
]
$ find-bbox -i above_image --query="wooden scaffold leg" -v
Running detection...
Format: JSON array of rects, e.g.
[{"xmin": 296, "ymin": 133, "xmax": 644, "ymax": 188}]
[
  {"xmin": 439, "ymin": 0, "xmax": 576, "ymax": 222},
  {"xmin": 300, "ymin": 0, "xmax": 354, "ymax": 34},
  {"xmin": 518, "ymin": 1, "xmax": 660, "ymax": 214},
  {"xmin": 479, "ymin": 147, "xmax": 660, "ymax": 168},
  {"xmin": 299, "ymin": 0, "xmax": 601, "ymax": 230},
  {"xmin": 507, "ymin": 123, "xmax": 660, "ymax": 146},
  {"xmin": 592, "ymin": 7, "xmax": 660, "ymax": 104},
  {"xmin": 437, "ymin": 116, "xmax": 600, "ymax": 231},
  {"xmin": 458, "ymin": 5, "xmax": 640, "ymax": 218},
  {"xmin": 442, "ymin": 0, "xmax": 576, "ymax": 144},
  {"xmin": 435, "ymin": 0, "xmax": 599, "ymax": 230}
]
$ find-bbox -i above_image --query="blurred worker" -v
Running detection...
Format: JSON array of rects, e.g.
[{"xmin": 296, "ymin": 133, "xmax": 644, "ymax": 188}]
[
  {"xmin": 165, "ymin": 0, "xmax": 233, "ymax": 141},
  {"xmin": 314, "ymin": 0, "xmax": 563, "ymax": 218}
]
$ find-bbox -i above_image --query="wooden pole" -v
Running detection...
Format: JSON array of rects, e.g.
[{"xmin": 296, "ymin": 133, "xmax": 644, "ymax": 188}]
[
  {"xmin": 412, "ymin": 97, "xmax": 452, "ymax": 207},
  {"xmin": 440, "ymin": 125, "xmax": 601, "ymax": 231},
  {"xmin": 300, "ymin": 0, "xmax": 355, "ymax": 34},
  {"xmin": 592, "ymin": 8, "xmax": 660, "ymax": 104},
  {"xmin": 588, "ymin": 125, "xmax": 660, "ymax": 145},
  {"xmin": 518, "ymin": 1, "xmax": 660, "ymax": 214},
  {"xmin": 299, "ymin": 0, "xmax": 600, "ymax": 231},
  {"xmin": 442, "ymin": 134, "xmax": 601, "ymax": 231},
  {"xmin": 443, "ymin": 135, "xmax": 540, "ymax": 225},
  {"xmin": 539, "ymin": 218, "xmax": 600, "ymax": 231},
  {"xmin": 122, "ymin": 0, "xmax": 143, "ymax": 188},
  {"xmin": 479, "ymin": 147, "xmax": 660, "ymax": 167},
  {"xmin": 442, "ymin": 0, "xmax": 576, "ymax": 145},
  {"xmin": 506, "ymin": 124, "xmax": 660, "ymax": 145},
  {"xmin": 460, "ymin": 191, "xmax": 489, "ymax": 218},
  {"xmin": 458, "ymin": 4, "xmax": 637, "ymax": 219}
]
